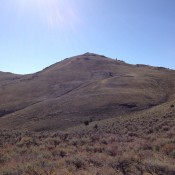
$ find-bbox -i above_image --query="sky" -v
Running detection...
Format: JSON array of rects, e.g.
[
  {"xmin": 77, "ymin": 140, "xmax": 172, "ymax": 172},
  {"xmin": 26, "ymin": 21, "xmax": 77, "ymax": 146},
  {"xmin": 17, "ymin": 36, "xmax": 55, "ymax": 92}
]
[{"xmin": 0, "ymin": 0, "xmax": 175, "ymax": 74}]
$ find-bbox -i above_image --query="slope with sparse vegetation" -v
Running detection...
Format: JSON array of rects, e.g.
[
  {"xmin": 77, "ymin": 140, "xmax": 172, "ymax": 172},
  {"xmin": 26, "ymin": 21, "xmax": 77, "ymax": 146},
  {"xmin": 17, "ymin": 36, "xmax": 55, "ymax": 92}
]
[
  {"xmin": 0, "ymin": 53, "xmax": 175, "ymax": 131},
  {"xmin": 0, "ymin": 53, "xmax": 175, "ymax": 174}
]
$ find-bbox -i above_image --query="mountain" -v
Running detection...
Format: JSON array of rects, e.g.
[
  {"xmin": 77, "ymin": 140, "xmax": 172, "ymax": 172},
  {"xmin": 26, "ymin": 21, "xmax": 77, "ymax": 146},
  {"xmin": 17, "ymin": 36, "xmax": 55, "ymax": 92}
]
[{"xmin": 0, "ymin": 53, "xmax": 175, "ymax": 131}]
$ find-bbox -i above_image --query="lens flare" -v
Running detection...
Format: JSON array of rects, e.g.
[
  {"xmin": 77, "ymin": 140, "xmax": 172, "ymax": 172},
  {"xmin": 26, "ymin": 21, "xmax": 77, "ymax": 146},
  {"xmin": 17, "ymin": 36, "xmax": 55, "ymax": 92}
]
[{"xmin": 17, "ymin": 0, "xmax": 79, "ymax": 30}]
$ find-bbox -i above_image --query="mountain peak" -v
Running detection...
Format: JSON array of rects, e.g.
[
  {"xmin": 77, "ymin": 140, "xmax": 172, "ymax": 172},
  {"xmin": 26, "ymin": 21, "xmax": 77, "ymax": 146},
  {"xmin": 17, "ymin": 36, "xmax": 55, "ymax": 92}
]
[
  {"xmin": 1, "ymin": 53, "xmax": 175, "ymax": 132},
  {"xmin": 82, "ymin": 52, "xmax": 103, "ymax": 56}
]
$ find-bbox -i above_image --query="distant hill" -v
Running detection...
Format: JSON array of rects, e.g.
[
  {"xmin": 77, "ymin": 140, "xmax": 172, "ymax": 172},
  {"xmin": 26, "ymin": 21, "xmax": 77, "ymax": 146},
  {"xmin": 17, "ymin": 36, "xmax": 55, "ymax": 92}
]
[{"xmin": 0, "ymin": 53, "xmax": 175, "ymax": 131}]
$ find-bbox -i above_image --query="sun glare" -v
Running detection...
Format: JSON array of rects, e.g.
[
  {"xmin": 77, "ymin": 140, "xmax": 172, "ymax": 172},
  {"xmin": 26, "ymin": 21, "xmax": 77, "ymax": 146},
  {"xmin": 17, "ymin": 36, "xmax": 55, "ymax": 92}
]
[{"xmin": 17, "ymin": 0, "xmax": 79, "ymax": 29}]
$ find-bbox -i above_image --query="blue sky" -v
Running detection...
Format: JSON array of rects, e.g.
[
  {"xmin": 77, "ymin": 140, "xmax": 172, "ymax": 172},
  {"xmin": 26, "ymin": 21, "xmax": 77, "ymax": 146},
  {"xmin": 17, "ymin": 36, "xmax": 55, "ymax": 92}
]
[{"xmin": 0, "ymin": 0, "xmax": 175, "ymax": 74}]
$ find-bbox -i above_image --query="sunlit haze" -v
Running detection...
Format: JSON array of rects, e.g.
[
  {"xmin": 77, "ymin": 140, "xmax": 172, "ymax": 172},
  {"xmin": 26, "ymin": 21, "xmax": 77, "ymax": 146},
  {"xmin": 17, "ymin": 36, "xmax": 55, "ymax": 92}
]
[{"xmin": 0, "ymin": 0, "xmax": 175, "ymax": 74}]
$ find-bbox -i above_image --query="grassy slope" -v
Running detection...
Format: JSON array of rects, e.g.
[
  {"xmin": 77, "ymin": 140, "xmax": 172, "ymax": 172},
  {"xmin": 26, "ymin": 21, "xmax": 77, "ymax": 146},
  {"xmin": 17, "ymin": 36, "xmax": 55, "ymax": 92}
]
[
  {"xmin": 0, "ymin": 53, "xmax": 175, "ymax": 131},
  {"xmin": 0, "ymin": 54, "xmax": 175, "ymax": 174}
]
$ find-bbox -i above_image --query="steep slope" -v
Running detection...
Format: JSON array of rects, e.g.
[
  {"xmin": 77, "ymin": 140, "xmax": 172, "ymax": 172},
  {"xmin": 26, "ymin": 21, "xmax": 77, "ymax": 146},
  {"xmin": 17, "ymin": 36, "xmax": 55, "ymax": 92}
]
[{"xmin": 0, "ymin": 53, "xmax": 175, "ymax": 131}]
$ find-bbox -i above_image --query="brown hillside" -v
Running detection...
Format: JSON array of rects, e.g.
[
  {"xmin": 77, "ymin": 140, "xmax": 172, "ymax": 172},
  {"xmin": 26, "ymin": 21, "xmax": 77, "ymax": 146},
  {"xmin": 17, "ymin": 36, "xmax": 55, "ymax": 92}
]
[{"xmin": 0, "ymin": 53, "xmax": 175, "ymax": 131}]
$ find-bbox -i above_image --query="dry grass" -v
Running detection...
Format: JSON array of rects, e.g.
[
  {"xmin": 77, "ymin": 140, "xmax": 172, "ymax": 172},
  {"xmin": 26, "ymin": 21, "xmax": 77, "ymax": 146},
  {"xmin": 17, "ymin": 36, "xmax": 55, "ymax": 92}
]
[
  {"xmin": 1, "ymin": 54, "xmax": 175, "ymax": 174},
  {"xmin": 1, "ymin": 53, "xmax": 175, "ymax": 131}
]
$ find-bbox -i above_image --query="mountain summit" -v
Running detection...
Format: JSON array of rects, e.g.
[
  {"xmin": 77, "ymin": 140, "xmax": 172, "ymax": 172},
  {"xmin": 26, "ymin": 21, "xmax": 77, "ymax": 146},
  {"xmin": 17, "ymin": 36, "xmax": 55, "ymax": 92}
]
[{"xmin": 0, "ymin": 53, "xmax": 175, "ymax": 131}]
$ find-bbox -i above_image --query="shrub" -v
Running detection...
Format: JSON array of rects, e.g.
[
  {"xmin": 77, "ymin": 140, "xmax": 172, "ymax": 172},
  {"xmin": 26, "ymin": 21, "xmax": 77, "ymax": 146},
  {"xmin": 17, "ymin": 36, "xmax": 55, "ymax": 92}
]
[
  {"xmin": 84, "ymin": 121, "xmax": 89, "ymax": 126},
  {"xmin": 93, "ymin": 124, "xmax": 98, "ymax": 130},
  {"xmin": 145, "ymin": 161, "xmax": 175, "ymax": 175},
  {"xmin": 0, "ymin": 153, "xmax": 7, "ymax": 165},
  {"xmin": 66, "ymin": 156, "xmax": 86, "ymax": 170},
  {"xmin": 106, "ymin": 146, "xmax": 118, "ymax": 157},
  {"xmin": 161, "ymin": 143, "xmax": 175, "ymax": 156},
  {"xmin": 59, "ymin": 150, "xmax": 67, "ymax": 158},
  {"xmin": 170, "ymin": 104, "xmax": 174, "ymax": 108}
]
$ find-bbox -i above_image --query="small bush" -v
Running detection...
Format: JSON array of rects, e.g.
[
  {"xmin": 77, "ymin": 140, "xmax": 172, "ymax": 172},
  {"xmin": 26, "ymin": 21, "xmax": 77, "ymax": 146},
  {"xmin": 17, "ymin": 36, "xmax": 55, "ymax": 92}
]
[
  {"xmin": 84, "ymin": 121, "xmax": 89, "ymax": 126},
  {"xmin": 66, "ymin": 156, "xmax": 86, "ymax": 170}
]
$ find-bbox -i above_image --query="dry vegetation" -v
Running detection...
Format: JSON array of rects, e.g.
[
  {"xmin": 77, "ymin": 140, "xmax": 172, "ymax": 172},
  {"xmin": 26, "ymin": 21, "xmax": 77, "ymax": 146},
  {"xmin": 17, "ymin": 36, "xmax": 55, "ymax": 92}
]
[
  {"xmin": 1, "ymin": 101, "xmax": 175, "ymax": 175},
  {"xmin": 1, "ymin": 53, "xmax": 175, "ymax": 131},
  {"xmin": 1, "ymin": 54, "xmax": 175, "ymax": 174}
]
